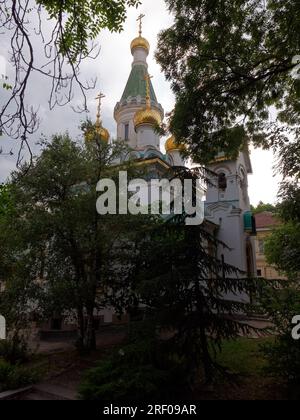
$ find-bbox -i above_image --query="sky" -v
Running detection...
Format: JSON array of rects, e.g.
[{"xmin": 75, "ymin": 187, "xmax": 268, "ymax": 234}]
[{"xmin": 0, "ymin": 0, "xmax": 281, "ymax": 206}]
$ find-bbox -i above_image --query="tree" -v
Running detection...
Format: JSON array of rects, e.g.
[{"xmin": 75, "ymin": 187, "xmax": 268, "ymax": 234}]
[
  {"xmin": 265, "ymin": 182, "xmax": 300, "ymax": 279},
  {"xmin": 0, "ymin": 0, "xmax": 140, "ymax": 161},
  {"xmin": 265, "ymin": 222, "xmax": 300, "ymax": 279},
  {"xmin": 107, "ymin": 167, "xmax": 260, "ymax": 387},
  {"xmin": 0, "ymin": 184, "xmax": 11, "ymax": 216},
  {"xmin": 262, "ymin": 139, "xmax": 300, "ymax": 393},
  {"xmin": 0, "ymin": 184, "xmax": 13, "ymax": 279},
  {"xmin": 0, "ymin": 183, "xmax": 41, "ymax": 360},
  {"xmin": 137, "ymin": 220, "xmax": 259, "ymax": 384},
  {"xmin": 80, "ymin": 218, "xmax": 261, "ymax": 400},
  {"xmin": 251, "ymin": 201, "xmax": 277, "ymax": 215},
  {"xmin": 156, "ymin": 0, "xmax": 300, "ymax": 165},
  {"xmin": 265, "ymin": 140, "xmax": 300, "ymax": 279},
  {"xmin": 0, "ymin": 129, "xmax": 146, "ymax": 351}
]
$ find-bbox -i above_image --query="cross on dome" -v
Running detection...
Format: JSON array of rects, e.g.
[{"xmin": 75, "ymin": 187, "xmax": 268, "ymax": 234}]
[
  {"xmin": 95, "ymin": 92, "xmax": 105, "ymax": 127},
  {"xmin": 137, "ymin": 13, "xmax": 145, "ymax": 37}
]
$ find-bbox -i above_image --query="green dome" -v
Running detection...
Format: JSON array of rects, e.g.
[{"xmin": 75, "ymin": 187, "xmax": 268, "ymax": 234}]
[{"xmin": 121, "ymin": 65, "xmax": 157, "ymax": 102}]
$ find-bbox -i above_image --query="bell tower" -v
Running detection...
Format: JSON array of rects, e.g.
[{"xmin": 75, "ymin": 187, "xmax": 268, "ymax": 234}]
[
  {"xmin": 205, "ymin": 146, "xmax": 256, "ymax": 276},
  {"xmin": 114, "ymin": 15, "xmax": 164, "ymax": 150}
]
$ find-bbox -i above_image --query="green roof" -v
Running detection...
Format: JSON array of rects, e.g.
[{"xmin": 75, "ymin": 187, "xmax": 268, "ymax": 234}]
[{"xmin": 121, "ymin": 65, "xmax": 158, "ymax": 102}]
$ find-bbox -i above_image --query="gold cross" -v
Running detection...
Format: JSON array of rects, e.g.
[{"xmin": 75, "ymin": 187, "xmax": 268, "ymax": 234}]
[
  {"xmin": 144, "ymin": 73, "xmax": 153, "ymax": 108},
  {"xmin": 137, "ymin": 13, "xmax": 145, "ymax": 37},
  {"xmin": 95, "ymin": 92, "xmax": 105, "ymax": 126}
]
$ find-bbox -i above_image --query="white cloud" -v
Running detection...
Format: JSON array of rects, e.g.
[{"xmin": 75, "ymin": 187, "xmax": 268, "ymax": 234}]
[
  {"xmin": 0, "ymin": 55, "xmax": 7, "ymax": 79},
  {"xmin": 248, "ymin": 147, "xmax": 281, "ymax": 206},
  {"xmin": 0, "ymin": 155, "xmax": 16, "ymax": 183}
]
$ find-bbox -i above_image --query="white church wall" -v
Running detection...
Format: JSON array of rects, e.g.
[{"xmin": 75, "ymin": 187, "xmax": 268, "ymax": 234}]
[
  {"xmin": 167, "ymin": 150, "xmax": 185, "ymax": 166},
  {"xmin": 137, "ymin": 125, "xmax": 160, "ymax": 149}
]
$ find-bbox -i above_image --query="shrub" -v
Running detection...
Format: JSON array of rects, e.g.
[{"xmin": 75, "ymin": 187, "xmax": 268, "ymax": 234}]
[
  {"xmin": 261, "ymin": 284, "xmax": 300, "ymax": 397},
  {"xmin": 0, "ymin": 338, "xmax": 30, "ymax": 364},
  {"xmin": 262, "ymin": 334, "xmax": 300, "ymax": 383},
  {"xmin": 0, "ymin": 360, "xmax": 40, "ymax": 392},
  {"xmin": 79, "ymin": 325, "xmax": 188, "ymax": 401}
]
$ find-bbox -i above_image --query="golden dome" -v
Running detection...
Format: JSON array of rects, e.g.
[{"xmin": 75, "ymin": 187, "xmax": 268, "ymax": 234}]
[
  {"xmin": 134, "ymin": 108, "xmax": 162, "ymax": 130},
  {"xmin": 85, "ymin": 125, "xmax": 110, "ymax": 143},
  {"xmin": 131, "ymin": 36, "xmax": 150, "ymax": 54},
  {"xmin": 165, "ymin": 135, "xmax": 186, "ymax": 153},
  {"xmin": 96, "ymin": 126, "xmax": 110, "ymax": 142}
]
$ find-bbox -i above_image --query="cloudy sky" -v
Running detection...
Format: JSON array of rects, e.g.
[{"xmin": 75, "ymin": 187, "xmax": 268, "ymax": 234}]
[{"xmin": 0, "ymin": 0, "xmax": 281, "ymax": 205}]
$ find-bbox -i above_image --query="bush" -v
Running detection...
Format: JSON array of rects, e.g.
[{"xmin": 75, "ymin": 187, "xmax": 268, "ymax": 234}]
[
  {"xmin": 0, "ymin": 360, "xmax": 40, "ymax": 392},
  {"xmin": 261, "ymin": 284, "xmax": 300, "ymax": 397},
  {"xmin": 0, "ymin": 338, "xmax": 30, "ymax": 364},
  {"xmin": 262, "ymin": 334, "xmax": 300, "ymax": 383},
  {"xmin": 79, "ymin": 325, "xmax": 188, "ymax": 401}
]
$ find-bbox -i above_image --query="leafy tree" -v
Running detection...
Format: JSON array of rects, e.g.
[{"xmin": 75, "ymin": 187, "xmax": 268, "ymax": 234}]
[
  {"xmin": 0, "ymin": 129, "xmax": 146, "ymax": 351},
  {"xmin": 156, "ymin": 0, "xmax": 300, "ymax": 165},
  {"xmin": 265, "ymin": 180, "xmax": 300, "ymax": 280},
  {"xmin": 0, "ymin": 0, "xmax": 140, "ymax": 159},
  {"xmin": 0, "ymin": 183, "xmax": 41, "ymax": 360},
  {"xmin": 261, "ymin": 138, "xmax": 300, "ymax": 393},
  {"xmin": 251, "ymin": 201, "xmax": 277, "ymax": 215},
  {"xmin": 260, "ymin": 283, "xmax": 300, "ymax": 397},
  {"xmin": 0, "ymin": 184, "xmax": 13, "ymax": 279},
  {"xmin": 265, "ymin": 222, "xmax": 300, "ymax": 279},
  {"xmin": 265, "ymin": 141, "xmax": 300, "ymax": 279},
  {"xmin": 0, "ymin": 184, "xmax": 12, "ymax": 217}
]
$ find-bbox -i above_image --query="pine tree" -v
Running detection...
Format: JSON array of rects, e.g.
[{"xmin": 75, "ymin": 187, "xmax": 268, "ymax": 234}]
[{"xmin": 114, "ymin": 167, "xmax": 260, "ymax": 385}]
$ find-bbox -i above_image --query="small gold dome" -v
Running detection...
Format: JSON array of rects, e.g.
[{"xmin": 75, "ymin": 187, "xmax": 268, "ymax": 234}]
[
  {"xmin": 131, "ymin": 36, "xmax": 150, "ymax": 54},
  {"xmin": 165, "ymin": 135, "xmax": 186, "ymax": 153},
  {"xmin": 96, "ymin": 126, "xmax": 110, "ymax": 142},
  {"xmin": 85, "ymin": 125, "xmax": 110, "ymax": 143},
  {"xmin": 134, "ymin": 108, "xmax": 162, "ymax": 130}
]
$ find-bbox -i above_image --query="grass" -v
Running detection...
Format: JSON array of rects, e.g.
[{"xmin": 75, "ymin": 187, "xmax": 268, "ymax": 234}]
[
  {"xmin": 196, "ymin": 336, "xmax": 288, "ymax": 400},
  {"xmin": 2, "ymin": 333, "xmax": 284, "ymax": 400},
  {"xmin": 215, "ymin": 337, "xmax": 274, "ymax": 376}
]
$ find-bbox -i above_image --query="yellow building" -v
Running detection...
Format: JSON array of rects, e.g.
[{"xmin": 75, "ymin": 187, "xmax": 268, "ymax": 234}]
[{"xmin": 254, "ymin": 212, "xmax": 283, "ymax": 279}]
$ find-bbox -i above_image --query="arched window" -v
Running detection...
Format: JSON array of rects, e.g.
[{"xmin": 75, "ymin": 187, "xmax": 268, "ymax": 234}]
[
  {"xmin": 218, "ymin": 172, "xmax": 227, "ymax": 190},
  {"xmin": 124, "ymin": 123, "xmax": 129, "ymax": 141}
]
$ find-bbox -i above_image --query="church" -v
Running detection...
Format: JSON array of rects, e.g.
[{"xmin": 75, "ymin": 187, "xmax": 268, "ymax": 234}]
[{"xmin": 90, "ymin": 17, "xmax": 257, "ymax": 323}]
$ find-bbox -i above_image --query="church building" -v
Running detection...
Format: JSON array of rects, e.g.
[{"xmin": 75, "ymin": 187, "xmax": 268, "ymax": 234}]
[{"xmin": 90, "ymin": 17, "xmax": 257, "ymax": 323}]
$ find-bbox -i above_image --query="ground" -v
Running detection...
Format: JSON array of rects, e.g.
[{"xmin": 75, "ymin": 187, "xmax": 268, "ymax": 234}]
[
  {"xmin": 22, "ymin": 326, "xmax": 127, "ymax": 400},
  {"xmin": 195, "ymin": 338, "xmax": 288, "ymax": 400},
  {"xmin": 8, "ymin": 324, "xmax": 290, "ymax": 400}
]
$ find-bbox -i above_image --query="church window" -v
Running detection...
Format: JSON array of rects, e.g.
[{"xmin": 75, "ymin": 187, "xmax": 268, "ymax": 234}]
[
  {"xmin": 125, "ymin": 123, "xmax": 129, "ymax": 141},
  {"xmin": 218, "ymin": 173, "xmax": 227, "ymax": 190}
]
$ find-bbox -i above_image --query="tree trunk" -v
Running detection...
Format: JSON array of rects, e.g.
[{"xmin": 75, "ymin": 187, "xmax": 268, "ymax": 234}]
[
  {"xmin": 76, "ymin": 306, "xmax": 85, "ymax": 352},
  {"xmin": 84, "ymin": 307, "xmax": 96, "ymax": 351},
  {"xmin": 199, "ymin": 323, "xmax": 213, "ymax": 384}
]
